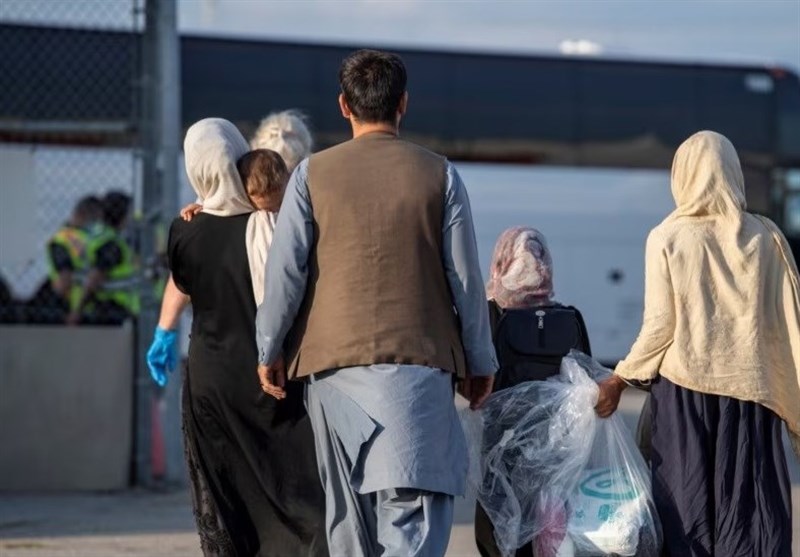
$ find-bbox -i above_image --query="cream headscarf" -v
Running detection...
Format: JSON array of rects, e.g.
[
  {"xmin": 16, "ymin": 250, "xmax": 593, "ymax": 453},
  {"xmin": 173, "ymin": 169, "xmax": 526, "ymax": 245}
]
[
  {"xmin": 486, "ymin": 227, "xmax": 554, "ymax": 309},
  {"xmin": 668, "ymin": 130, "xmax": 748, "ymax": 221},
  {"xmin": 668, "ymin": 131, "xmax": 798, "ymax": 305},
  {"xmin": 183, "ymin": 118, "xmax": 275, "ymax": 304}
]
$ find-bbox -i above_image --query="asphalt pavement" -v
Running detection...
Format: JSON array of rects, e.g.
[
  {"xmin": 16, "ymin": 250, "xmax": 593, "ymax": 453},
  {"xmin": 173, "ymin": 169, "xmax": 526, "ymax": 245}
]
[{"xmin": 1, "ymin": 391, "xmax": 797, "ymax": 556}]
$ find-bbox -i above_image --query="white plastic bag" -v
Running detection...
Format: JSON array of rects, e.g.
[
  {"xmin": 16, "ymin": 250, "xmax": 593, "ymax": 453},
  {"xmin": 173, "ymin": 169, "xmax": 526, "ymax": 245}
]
[
  {"xmin": 473, "ymin": 350, "xmax": 661, "ymax": 557},
  {"xmin": 458, "ymin": 401, "xmax": 485, "ymax": 490},
  {"xmin": 568, "ymin": 467, "xmax": 646, "ymax": 554}
]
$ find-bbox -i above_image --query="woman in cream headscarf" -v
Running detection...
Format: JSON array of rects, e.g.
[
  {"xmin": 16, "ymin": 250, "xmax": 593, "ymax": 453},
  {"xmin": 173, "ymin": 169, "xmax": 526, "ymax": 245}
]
[
  {"xmin": 152, "ymin": 118, "xmax": 325, "ymax": 556},
  {"xmin": 596, "ymin": 131, "xmax": 799, "ymax": 557}
]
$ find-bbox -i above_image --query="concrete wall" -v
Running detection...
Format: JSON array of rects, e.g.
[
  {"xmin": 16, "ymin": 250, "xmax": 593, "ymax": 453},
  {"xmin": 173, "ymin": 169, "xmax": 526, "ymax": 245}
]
[{"xmin": 0, "ymin": 324, "xmax": 134, "ymax": 490}]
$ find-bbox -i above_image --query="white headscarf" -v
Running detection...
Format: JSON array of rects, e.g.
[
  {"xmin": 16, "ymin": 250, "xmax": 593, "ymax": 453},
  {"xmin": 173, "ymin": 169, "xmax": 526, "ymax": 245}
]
[
  {"xmin": 183, "ymin": 118, "xmax": 275, "ymax": 304},
  {"xmin": 250, "ymin": 109, "xmax": 313, "ymax": 172},
  {"xmin": 184, "ymin": 118, "xmax": 251, "ymax": 216}
]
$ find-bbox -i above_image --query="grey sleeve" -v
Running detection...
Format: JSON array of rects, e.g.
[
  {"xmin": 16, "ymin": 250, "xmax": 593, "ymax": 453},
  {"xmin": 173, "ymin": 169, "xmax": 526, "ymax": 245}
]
[
  {"xmin": 255, "ymin": 159, "xmax": 314, "ymax": 365},
  {"xmin": 442, "ymin": 162, "xmax": 499, "ymax": 376}
]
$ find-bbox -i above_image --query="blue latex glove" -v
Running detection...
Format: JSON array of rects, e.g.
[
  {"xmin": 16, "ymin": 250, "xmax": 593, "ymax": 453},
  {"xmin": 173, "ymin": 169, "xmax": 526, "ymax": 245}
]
[{"xmin": 147, "ymin": 326, "xmax": 178, "ymax": 387}]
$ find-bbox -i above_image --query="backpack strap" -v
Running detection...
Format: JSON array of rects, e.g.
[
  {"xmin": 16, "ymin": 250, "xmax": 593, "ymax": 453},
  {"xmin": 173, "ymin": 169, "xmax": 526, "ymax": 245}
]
[
  {"xmin": 487, "ymin": 299, "xmax": 505, "ymax": 342},
  {"xmin": 566, "ymin": 305, "xmax": 592, "ymax": 357}
]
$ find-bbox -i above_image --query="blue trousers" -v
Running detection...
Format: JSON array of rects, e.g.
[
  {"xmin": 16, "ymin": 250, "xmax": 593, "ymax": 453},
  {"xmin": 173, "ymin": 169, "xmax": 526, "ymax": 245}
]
[{"xmin": 306, "ymin": 378, "xmax": 455, "ymax": 557}]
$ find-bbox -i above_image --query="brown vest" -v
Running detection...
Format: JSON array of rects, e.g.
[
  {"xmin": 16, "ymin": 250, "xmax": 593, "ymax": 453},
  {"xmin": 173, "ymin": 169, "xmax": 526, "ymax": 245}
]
[{"xmin": 284, "ymin": 131, "xmax": 467, "ymax": 379}]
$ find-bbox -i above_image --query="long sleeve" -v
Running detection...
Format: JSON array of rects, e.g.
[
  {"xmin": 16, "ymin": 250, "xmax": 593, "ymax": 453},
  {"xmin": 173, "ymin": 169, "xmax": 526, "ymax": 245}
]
[
  {"xmin": 442, "ymin": 162, "xmax": 499, "ymax": 376},
  {"xmin": 255, "ymin": 159, "xmax": 314, "ymax": 365},
  {"xmin": 615, "ymin": 229, "xmax": 675, "ymax": 381}
]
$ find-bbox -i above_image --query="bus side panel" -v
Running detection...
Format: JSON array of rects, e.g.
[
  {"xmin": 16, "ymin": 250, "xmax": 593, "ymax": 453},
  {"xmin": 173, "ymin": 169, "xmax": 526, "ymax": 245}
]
[{"xmin": 458, "ymin": 163, "xmax": 672, "ymax": 364}]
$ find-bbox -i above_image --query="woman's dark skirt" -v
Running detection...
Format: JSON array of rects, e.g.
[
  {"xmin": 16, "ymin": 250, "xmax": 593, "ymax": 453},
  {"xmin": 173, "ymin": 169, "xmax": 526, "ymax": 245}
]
[{"xmin": 651, "ymin": 376, "xmax": 792, "ymax": 557}]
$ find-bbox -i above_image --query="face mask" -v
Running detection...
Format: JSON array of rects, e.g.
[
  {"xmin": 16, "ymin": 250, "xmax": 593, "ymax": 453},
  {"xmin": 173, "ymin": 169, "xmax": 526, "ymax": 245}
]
[{"xmin": 86, "ymin": 222, "xmax": 105, "ymax": 236}]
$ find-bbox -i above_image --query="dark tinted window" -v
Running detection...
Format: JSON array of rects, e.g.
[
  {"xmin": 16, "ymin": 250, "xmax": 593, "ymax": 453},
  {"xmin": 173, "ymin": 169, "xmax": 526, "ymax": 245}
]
[
  {"xmin": 451, "ymin": 56, "xmax": 577, "ymax": 144},
  {"xmin": 399, "ymin": 51, "xmax": 451, "ymax": 142},
  {"xmin": 697, "ymin": 69, "xmax": 772, "ymax": 159},
  {"xmin": 182, "ymin": 40, "xmax": 322, "ymax": 128},
  {"xmin": 578, "ymin": 63, "xmax": 696, "ymax": 149},
  {"xmin": 776, "ymin": 73, "xmax": 800, "ymax": 162}
]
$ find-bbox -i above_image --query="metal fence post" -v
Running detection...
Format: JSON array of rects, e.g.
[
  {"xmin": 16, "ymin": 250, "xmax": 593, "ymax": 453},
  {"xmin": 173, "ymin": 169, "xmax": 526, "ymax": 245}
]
[
  {"xmin": 155, "ymin": 0, "xmax": 184, "ymax": 486},
  {"xmin": 135, "ymin": 0, "xmax": 180, "ymax": 488}
]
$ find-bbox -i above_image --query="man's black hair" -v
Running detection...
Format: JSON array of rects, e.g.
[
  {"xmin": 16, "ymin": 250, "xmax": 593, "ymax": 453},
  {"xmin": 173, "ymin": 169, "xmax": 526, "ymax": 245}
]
[
  {"xmin": 338, "ymin": 49, "xmax": 407, "ymax": 124},
  {"xmin": 74, "ymin": 195, "xmax": 103, "ymax": 221},
  {"xmin": 102, "ymin": 191, "xmax": 131, "ymax": 228}
]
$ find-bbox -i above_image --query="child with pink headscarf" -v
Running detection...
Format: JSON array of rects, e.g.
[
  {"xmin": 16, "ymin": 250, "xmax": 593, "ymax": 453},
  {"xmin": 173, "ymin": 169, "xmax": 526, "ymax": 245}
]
[
  {"xmin": 476, "ymin": 226, "xmax": 587, "ymax": 557},
  {"xmin": 486, "ymin": 226, "xmax": 554, "ymax": 310}
]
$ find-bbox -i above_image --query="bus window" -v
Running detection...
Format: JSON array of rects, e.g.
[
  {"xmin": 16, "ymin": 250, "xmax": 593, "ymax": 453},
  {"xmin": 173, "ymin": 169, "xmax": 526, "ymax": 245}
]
[
  {"xmin": 182, "ymin": 40, "xmax": 323, "ymax": 126},
  {"xmin": 697, "ymin": 69, "xmax": 772, "ymax": 161},
  {"xmin": 776, "ymin": 72, "xmax": 800, "ymax": 163},
  {"xmin": 399, "ymin": 52, "xmax": 452, "ymax": 144},
  {"xmin": 578, "ymin": 63, "xmax": 696, "ymax": 153},
  {"xmin": 451, "ymin": 57, "xmax": 577, "ymax": 149}
]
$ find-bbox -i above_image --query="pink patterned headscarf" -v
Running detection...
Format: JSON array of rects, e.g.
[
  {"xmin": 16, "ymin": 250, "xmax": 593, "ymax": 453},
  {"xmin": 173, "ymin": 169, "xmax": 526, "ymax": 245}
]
[{"xmin": 486, "ymin": 227, "xmax": 554, "ymax": 309}]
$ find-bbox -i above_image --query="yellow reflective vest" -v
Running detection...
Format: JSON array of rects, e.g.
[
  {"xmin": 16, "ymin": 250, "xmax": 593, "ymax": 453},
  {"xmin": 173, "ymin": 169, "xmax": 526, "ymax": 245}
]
[
  {"xmin": 87, "ymin": 228, "xmax": 140, "ymax": 316},
  {"xmin": 46, "ymin": 225, "xmax": 91, "ymax": 311}
]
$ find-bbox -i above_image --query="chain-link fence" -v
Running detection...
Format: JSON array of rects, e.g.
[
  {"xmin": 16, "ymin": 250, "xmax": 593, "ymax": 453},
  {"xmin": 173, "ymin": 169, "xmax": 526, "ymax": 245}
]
[{"xmin": 0, "ymin": 0, "xmax": 144, "ymax": 324}]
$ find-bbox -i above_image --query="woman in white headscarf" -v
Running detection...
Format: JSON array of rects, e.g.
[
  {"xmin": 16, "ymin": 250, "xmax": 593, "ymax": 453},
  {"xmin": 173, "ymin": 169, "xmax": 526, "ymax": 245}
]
[
  {"xmin": 155, "ymin": 119, "xmax": 325, "ymax": 557},
  {"xmin": 596, "ymin": 131, "xmax": 799, "ymax": 557},
  {"xmin": 148, "ymin": 109, "xmax": 313, "ymax": 390},
  {"xmin": 250, "ymin": 109, "xmax": 313, "ymax": 171}
]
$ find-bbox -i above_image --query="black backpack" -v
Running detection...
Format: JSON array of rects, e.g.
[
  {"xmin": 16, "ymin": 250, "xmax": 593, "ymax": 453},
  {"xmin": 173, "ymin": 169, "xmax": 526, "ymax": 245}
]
[{"xmin": 490, "ymin": 300, "xmax": 592, "ymax": 391}]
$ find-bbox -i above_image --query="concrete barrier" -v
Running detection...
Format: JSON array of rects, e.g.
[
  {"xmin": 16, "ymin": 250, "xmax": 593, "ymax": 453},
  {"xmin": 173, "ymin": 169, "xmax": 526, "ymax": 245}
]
[{"xmin": 0, "ymin": 323, "xmax": 134, "ymax": 490}]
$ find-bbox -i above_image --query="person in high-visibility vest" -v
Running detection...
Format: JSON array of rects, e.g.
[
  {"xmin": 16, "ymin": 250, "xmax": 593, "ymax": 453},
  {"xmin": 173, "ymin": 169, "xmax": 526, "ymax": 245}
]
[
  {"xmin": 69, "ymin": 191, "xmax": 139, "ymax": 325},
  {"xmin": 39, "ymin": 196, "xmax": 103, "ymax": 323}
]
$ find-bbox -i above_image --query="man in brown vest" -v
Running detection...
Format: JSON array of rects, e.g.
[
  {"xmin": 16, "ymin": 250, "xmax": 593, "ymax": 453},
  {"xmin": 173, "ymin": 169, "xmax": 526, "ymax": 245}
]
[{"xmin": 256, "ymin": 49, "xmax": 498, "ymax": 556}]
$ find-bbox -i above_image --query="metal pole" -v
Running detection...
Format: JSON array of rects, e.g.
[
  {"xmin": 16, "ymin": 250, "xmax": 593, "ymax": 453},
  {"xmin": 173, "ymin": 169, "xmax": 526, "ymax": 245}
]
[
  {"xmin": 154, "ymin": 0, "xmax": 185, "ymax": 486},
  {"xmin": 135, "ymin": 0, "xmax": 180, "ymax": 487},
  {"xmin": 158, "ymin": 0, "xmax": 180, "ymax": 222}
]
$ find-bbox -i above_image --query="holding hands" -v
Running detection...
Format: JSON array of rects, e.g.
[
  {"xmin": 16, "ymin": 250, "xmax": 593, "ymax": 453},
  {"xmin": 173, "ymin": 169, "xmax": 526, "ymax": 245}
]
[{"xmin": 595, "ymin": 374, "xmax": 627, "ymax": 418}]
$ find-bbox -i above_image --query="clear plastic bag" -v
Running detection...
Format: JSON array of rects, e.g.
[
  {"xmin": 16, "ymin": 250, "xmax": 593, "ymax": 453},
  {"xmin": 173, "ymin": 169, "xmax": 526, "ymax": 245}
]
[{"xmin": 473, "ymin": 350, "xmax": 662, "ymax": 557}]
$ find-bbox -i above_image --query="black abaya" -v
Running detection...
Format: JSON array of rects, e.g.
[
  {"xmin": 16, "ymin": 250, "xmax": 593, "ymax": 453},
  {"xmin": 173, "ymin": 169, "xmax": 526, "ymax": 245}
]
[{"xmin": 169, "ymin": 213, "xmax": 326, "ymax": 557}]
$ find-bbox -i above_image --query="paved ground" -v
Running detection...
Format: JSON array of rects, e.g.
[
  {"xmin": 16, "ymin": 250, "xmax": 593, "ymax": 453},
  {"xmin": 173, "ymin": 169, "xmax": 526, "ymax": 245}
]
[{"xmin": 1, "ymin": 391, "xmax": 798, "ymax": 556}]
